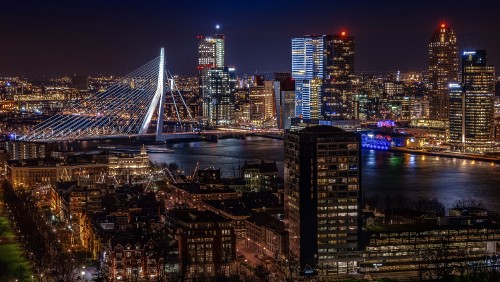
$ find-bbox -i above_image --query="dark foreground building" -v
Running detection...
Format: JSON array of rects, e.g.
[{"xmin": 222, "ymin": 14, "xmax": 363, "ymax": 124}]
[{"xmin": 284, "ymin": 125, "xmax": 362, "ymax": 275}]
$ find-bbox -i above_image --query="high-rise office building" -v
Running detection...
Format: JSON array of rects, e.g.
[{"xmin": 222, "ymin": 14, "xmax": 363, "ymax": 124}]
[
  {"xmin": 323, "ymin": 32, "xmax": 355, "ymax": 118},
  {"xmin": 274, "ymin": 73, "xmax": 296, "ymax": 129},
  {"xmin": 292, "ymin": 36, "xmax": 326, "ymax": 119},
  {"xmin": 249, "ymin": 78, "xmax": 275, "ymax": 125},
  {"xmin": 198, "ymin": 34, "xmax": 226, "ymax": 123},
  {"xmin": 428, "ymin": 24, "xmax": 459, "ymax": 120},
  {"xmin": 206, "ymin": 67, "xmax": 236, "ymax": 126},
  {"xmin": 198, "ymin": 34, "xmax": 225, "ymax": 69},
  {"xmin": 449, "ymin": 50, "xmax": 495, "ymax": 152},
  {"xmin": 448, "ymin": 82, "xmax": 464, "ymax": 146},
  {"xmin": 285, "ymin": 126, "xmax": 361, "ymax": 275}
]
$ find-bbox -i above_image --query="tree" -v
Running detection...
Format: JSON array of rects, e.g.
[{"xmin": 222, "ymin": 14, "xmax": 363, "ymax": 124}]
[
  {"xmin": 392, "ymin": 193, "xmax": 411, "ymax": 209},
  {"xmin": 0, "ymin": 219, "xmax": 8, "ymax": 237},
  {"xmin": 16, "ymin": 265, "xmax": 29, "ymax": 282},
  {"xmin": 272, "ymin": 253, "xmax": 299, "ymax": 282},
  {"xmin": 414, "ymin": 197, "xmax": 445, "ymax": 216},
  {"xmin": 452, "ymin": 198, "xmax": 485, "ymax": 209},
  {"xmin": 253, "ymin": 265, "xmax": 270, "ymax": 282},
  {"xmin": 0, "ymin": 259, "xmax": 12, "ymax": 281}
]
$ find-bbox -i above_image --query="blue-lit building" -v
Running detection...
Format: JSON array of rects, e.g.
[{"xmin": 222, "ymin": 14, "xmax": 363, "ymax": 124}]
[
  {"xmin": 292, "ymin": 36, "xmax": 326, "ymax": 119},
  {"xmin": 359, "ymin": 129, "xmax": 418, "ymax": 150}
]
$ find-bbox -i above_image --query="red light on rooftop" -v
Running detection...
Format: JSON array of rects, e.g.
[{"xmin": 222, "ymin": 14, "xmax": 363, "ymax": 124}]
[
  {"xmin": 440, "ymin": 23, "xmax": 446, "ymax": 28},
  {"xmin": 341, "ymin": 31, "xmax": 346, "ymax": 36}
]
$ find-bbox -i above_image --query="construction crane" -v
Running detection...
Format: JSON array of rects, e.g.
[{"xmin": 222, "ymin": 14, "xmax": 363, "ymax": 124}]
[
  {"xmin": 189, "ymin": 161, "xmax": 200, "ymax": 181},
  {"xmin": 163, "ymin": 167, "xmax": 177, "ymax": 184}
]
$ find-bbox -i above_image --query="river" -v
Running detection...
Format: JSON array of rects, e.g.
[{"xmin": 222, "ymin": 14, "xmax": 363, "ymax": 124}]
[{"xmin": 147, "ymin": 136, "xmax": 500, "ymax": 212}]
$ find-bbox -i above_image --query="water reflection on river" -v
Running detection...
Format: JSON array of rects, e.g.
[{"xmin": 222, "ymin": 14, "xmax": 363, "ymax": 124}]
[{"xmin": 147, "ymin": 137, "xmax": 500, "ymax": 211}]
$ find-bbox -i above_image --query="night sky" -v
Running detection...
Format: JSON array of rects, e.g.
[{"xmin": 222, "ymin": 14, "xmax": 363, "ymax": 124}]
[{"xmin": 1, "ymin": 0, "xmax": 500, "ymax": 76}]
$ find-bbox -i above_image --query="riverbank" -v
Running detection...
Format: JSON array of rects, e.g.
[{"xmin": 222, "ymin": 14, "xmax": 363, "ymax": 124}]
[{"xmin": 389, "ymin": 147, "xmax": 500, "ymax": 164}]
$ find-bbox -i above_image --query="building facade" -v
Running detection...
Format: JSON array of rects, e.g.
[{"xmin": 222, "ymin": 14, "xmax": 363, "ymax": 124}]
[
  {"xmin": 245, "ymin": 212, "xmax": 288, "ymax": 258},
  {"xmin": 198, "ymin": 34, "xmax": 226, "ymax": 123},
  {"xmin": 108, "ymin": 145, "xmax": 151, "ymax": 184},
  {"xmin": 428, "ymin": 24, "xmax": 459, "ymax": 120},
  {"xmin": 448, "ymin": 50, "xmax": 496, "ymax": 152},
  {"xmin": 284, "ymin": 126, "xmax": 362, "ymax": 275},
  {"xmin": 323, "ymin": 32, "xmax": 355, "ymax": 118},
  {"xmin": 274, "ymin": 72, "xmax": 296, "ymax": 129},
  {"xmin": 168, "ymin": 209, "xmax": 236, "ymax": 278},
  {"xmin": 292, "ymin": 36, "xmax": 325, "ymax": 119},
  {"xmin": 8, "ymin": 160, "xmax": 108, "ymax": 189},
  {"xmin": 206, "ymin": 67, "xmax": 236, "ymax": 126},
  {"xmin": 249, "ymin": 80, "xmax": 275, "ymax": 126},
  {"xmin": 360, "ymin": 224, "xmax": 500, "ymax": 276}
]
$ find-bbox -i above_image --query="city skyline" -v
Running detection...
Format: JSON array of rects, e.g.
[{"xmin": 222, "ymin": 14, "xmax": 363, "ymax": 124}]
[
  {"xmin": 0, "ymin": 0, "xmax": 500, "ymax": 76},
  {"xmin": 2, "ymin": 2, "xmax": 500, "ymax": 281}
]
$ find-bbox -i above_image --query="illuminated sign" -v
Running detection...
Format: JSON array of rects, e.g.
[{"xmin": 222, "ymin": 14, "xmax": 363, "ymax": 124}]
[{"xmin": 463, "ymin": 51, "xmax": 476, "ymax": 55}]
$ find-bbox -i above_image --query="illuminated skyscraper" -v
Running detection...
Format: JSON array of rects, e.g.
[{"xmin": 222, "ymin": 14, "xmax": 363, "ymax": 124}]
[
  {"xmin": 285, "ymin": 126, "xmax": 361, "ymax": 275},
  {"xmin": 449, "ymin": 50, "xmax": 495, "ymax": 152},
  {"xmin": 198, "ymin": 34, "xmax": 225, "ymax": 68},
  {"xmin": 249, "ymin": 78, "xmax": 275, "ymax": 126},
  {"xmin": 292, "ymin": 36, "xmax": 325, "ymax": 119},
  {"xmin": 206, "ymin": 67, "xmax": 236, "ymax": 126},
  {"xmin": 323, "ymin": 32, "xmax": 355, "ymax": 118},
  {"xmin": 448, "ymin": 82, "xmax": 464, "ymax": 146},
  {"xmin": 428, "ymin": 24, "xmax": 459, "ymax": 120},
  {"xmin": 198, "ymin": 34, "xmax": 225, "ymax": 123}
]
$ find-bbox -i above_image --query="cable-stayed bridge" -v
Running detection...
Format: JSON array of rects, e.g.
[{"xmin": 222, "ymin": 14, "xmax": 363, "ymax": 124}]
[{"xmin": 21, "ymin": 48, "xmax": 196, "ymax": 142}]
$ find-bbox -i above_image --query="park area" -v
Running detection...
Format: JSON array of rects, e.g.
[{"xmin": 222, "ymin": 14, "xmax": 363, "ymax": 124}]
[{"xmin": 0, "ymin": 215, "xmax": 32, "ymax": 281}]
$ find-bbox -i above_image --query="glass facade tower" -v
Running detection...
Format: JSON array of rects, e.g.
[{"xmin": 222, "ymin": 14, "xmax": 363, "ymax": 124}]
[
  {"xmin": 206, "ymin": 67, "xmax": 236, "ymax": 126},
  {"xmin": 198, "ymin": 34, "xmax": 226, "ymax": 123},
  {"xmin": 449, "ymin": 50, "xmax": 495, "ymax": 152},
  {"xmin": 292, "ymin": 36, "xmax": 325, "ymax": 119}
]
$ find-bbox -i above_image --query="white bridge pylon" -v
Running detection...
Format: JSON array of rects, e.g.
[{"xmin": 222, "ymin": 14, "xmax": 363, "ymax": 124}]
[
  {"xmin": 21, "ymin": 48, "xmax": 194, "ymax": 142},
  {"xmin": 140, "ymin": 48, "xmax": 164, "ymax": 139}
]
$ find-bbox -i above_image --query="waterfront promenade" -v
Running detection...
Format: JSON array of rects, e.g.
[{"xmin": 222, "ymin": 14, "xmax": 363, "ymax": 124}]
[{"xmin": 391, "ymin": 147, "xmax": 500, "ymax": 164}]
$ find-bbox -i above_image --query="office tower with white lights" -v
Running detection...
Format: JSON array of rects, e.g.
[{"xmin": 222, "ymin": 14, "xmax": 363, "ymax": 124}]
[
  {"xmin": 285, "ymin": 126, "xmax": 362, "ymax": 275},
  {"xmin": 428, "ymin": 24, "xmax": 459, "ymax": 120},
  {"xmin": 449, "ymin": 50, "xmax": 495, "ymax": 152},
  {"xmin": 292, "ymin": 36, "xmax": 325, "ymax": 119},
  {"xmin": 198, "ymin": 34, "xmax": 226, "ymax": 124},
  {"xmin": 323, "ymin": 32, "xmax": 355, "ymax": 118}
]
